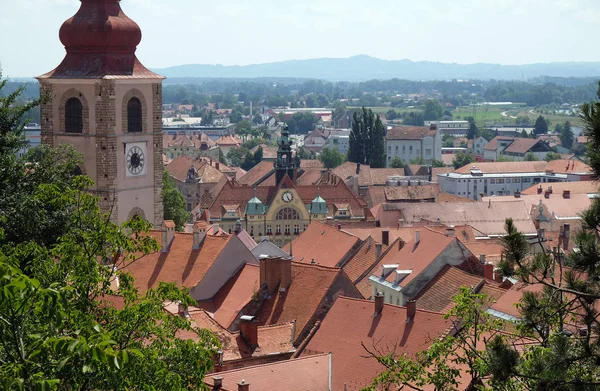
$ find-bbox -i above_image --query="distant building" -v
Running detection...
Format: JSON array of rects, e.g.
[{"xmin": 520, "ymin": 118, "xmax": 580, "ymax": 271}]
[
  {"xmin": 18, "ymin": 125, "xmax": 42, "ymax": 158},
  {"xmin": 324, "ymin": 129, "xmax": 350, "ymax": 154},
  {"xmin": 385, "ymin": 125, "xmax": 442, "ymax": 166},
  {"xmin": 483, "ymin": 136, "xmax": 552, "ymax": 161},
  {"xmin": 425, "ymin": 120, "xmax": 469, "ymax": 135},
  {"xmin": 163, "ymin": 132, "xmax": 220, "ymax": 162}
]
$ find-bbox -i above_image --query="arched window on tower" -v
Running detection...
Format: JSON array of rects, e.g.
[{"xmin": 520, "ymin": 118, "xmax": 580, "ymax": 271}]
[
  {"xmin": 65, "ymin": 97, "xmax": 83, "ymax": 133},
  {"xmin": 127, "ymin": 97, "xmax": 142, "ymax": 132},
  {"xmin": 276, "ymin": 207, "xmax": 300, "ymax": 221}
]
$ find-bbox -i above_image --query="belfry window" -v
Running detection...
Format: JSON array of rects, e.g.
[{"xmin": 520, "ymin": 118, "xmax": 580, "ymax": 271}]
[
  {"xmin": 127, "ymin": 97, "xmax": 142, "ymax": 132},
  {"xmin": 65, "ymin": 97, "xmax": 83, "ymax": 133}
]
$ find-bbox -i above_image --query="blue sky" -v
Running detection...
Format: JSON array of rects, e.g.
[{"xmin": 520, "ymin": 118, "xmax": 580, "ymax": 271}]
[{"xmin": 2, "ymin": 0, "xmax": 600, "ymax": 77}]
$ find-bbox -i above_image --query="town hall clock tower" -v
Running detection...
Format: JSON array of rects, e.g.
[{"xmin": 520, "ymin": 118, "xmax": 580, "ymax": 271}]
[{"xmin": 36, "ymin": 0, "xmax": 164, "ymax": 226}]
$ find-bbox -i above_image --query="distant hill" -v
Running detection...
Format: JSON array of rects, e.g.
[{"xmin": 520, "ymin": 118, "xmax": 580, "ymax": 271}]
[{"xmin": 152, "ymin": 55, "xmax": 600, "ymax": 81}]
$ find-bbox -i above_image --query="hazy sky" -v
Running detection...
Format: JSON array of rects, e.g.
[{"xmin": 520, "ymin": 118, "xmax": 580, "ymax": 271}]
[{"xmin": 2, "ymin": 0, "xmax": 600, "ymax": 77}]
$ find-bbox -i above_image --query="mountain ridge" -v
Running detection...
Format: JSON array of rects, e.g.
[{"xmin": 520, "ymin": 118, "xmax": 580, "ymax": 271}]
[{"xmin": 152, "ymin": 55, "xmax": 600, "ymax": 81}]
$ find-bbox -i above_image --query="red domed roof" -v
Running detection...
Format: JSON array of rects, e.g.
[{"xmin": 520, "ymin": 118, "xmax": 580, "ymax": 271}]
[{"xmin": 38, "ymin": 0, "xmax": 162, "ymax": 79}]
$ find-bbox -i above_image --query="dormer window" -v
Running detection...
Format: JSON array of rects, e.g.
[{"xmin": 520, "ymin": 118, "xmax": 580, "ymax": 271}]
[
  {"xmin": 65, "ymin": 97, "xmax": 83, "ymax": 133},
  {"xmin": 127, "ymin": 97, "xmax": 142, "ymax": 132}
]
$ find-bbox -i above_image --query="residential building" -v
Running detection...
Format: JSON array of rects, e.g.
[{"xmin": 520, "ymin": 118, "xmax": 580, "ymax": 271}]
[
  {"xmin": 425, "ymin": 120, "xmax": 469, "ymax": 135},
  {"xmin": 471, "ymin": 136, "xmax": 488, "ymax": 156},
  {"xmin": 437, "ymin": 160, "xmax": 592, "ymax": 200},
  {"xmin": 299, "ymin": 296, "xmax": 451, "ymax": 391},
  {"xmin": 366, "ymin": 228, "xmax": 482, "ymax": 306},
  {"xmin": 204, "ymin": 353, "xmax": 331, "ymax": 391},
  {"xmin": 385, "ymin": 125, "xmax": 442, "ymax": 167},
  {"xmin": 216, "ymin": 135, "xmax": 243, "ymax": 158},
  {"xmin": 303, "ymin": 129, "xmax": 328, "ymax": 152},
  {"xmin": 483, "ymin": 136, "xmax": 552, "ymax": 161},
  {"xmin": 17, "ymin": 126, "xmax": 42, "ymax": 158},
  {"xmin": 324, "ymin": 129, "xmax": 351, "ymax": 154},
  {"xmin": 366, "ymin": 183, "xmax": 441, "ymax": 206},
  {"xmin": 163, "ymin": 131, "xmax": 219, "ymax": 161},
  {"xmin": 120, "ymin": 221, "xmax": 258, "ymax": 301},
  {"xmin": 250, "ymin": 144, "xmax": 278, "ymax": 162}
]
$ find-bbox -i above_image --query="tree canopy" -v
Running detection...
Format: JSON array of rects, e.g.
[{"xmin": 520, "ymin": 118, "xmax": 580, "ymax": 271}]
[
  {"xmin": 347, "ymin": 107, "xmax": 386, "ymax": 168},
  {"xmin": 534, "ymin": 115, "xmax": 549, "ymax": 135},
  {"xmin": 319, "ymin": 147, "xmax": 345, "ymax": 169},
  {"xmin": 163, "ymin": 171, "xmax": 191, "ymax": 230},
  {"xmin": 452, "ymin": 151, "xmax": 475, "ymax": 169}
]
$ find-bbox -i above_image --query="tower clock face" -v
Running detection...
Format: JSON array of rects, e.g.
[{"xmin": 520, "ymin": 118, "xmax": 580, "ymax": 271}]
[
  {"xmin": 282, "ymin": 191, "xmax": 293, "ymax": 203},
  {"xmin": 125, "ymin": 142, "xmax": 147, "ymax": 177}
]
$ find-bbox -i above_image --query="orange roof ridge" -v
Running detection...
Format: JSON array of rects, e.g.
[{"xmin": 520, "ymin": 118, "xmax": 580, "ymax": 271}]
[
  {"xmin": 188, "ymin": 307, "xmax": 232, "ymax": 333},
  {"xmin": 335, "ymin": 295, "xmax": 446, "ymax": 316},
  {"xmin": 290, "ymin": 261, "xmax": 342, "ymax": 272},
  {"xmin": 208, "ymin": 352, "xmax": 331, "ymax": 377},
  {"xmin": 257, "ymin": 320, "xmax": 295, "ymax": 330},
  {"xmin": 313, "ymin": 220, "xmax": 359, "ymax": 238}
]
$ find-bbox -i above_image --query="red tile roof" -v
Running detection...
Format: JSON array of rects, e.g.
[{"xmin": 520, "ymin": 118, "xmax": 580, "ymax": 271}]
[
  {"xmin": 216, "ymin": 135, "xmax": 242, "ymax": 147},
  {"xmin": 197, "ymin": 264, "xmax": 260, "ymax": 329},
  {"xmin": 431, "ymin": 167, "xmax": 452, "ymax": 180},
  {"xmin": 386, "ymin": 126, "xmax": 436, "ymax": 140},
  {"xmin": 256, "ymin": 262, "xmax": 354, "ymax": 343},
  {"xmin": 284, "ymin": 221, "xmax": 360, "ymax": 267},
  {"xmin": 236, "ymin": 161, "xmax": 275, "ymax": 186},
  {"xmin": 206, "ymin": 353, "xmax": 330, "ymax": 391},
  {"xmin": 383, "ymin": 184, "xmax": 440, "ymax": 202},
  {"xmin": 300, "ymin": 159, "xmax": 324, "ymax": 169},
  {"xmin": 332, "ymin": 161, "xmax": 372, "ymax": 187},
  {"xmin": 502, "ymin": 138, "xmax": 545, "ymax": 154},
  {"xmin": 166, "ymin": 155, "xmax": 225, "ymax": 183},
  {"xmin": 521, "ymin": 180, "xmax": 598, "ymax": 195},
  {"xmin": 121, "ymin": 232, "xmax": 232, "ymax": 291},
  {"xmin": 454, "ymin": 160, "xmax": 547, "ymax": 174},
  {"xmin": 483, "ymin": 136, "xmax": 514, "ymax": 151},
  {"xmin": 341, "ymin": 236, "xmax": 386, "ymax": 284},
  {"xmin": 413, "ymin": 265, "xmax": 506, "ymax": 313},
  {"xmin": 300, "ymin": 296, "xmax": 451, "ymax": 391},
  {"xmin": 545, "ymin": 159, "xmax": 592, "ymax": 175},
  {"xmin": 354, "ymin": 238, "xmax": 404, "ymax": 298}
]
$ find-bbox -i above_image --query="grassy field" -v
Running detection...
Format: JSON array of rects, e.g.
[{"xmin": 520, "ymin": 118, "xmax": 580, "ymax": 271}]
[
  {"xmin": 452, "ymin": 103, "xmax": 527, "ymax": 125},
  {"xmin": 347, "ymin": 106, "xmax": 421, "ymax": 115},
  {"xmin": 511, "ymin": 109, "xmax": 583, "ymax": 127}
]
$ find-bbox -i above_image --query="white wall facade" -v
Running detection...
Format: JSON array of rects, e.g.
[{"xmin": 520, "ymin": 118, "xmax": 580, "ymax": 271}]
[{"xmin": 386, "ymin": 133, "xmax": 441, "ymax": 166}]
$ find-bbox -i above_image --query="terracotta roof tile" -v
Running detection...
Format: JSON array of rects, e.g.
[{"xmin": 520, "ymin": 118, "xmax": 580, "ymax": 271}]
[
  {"xmin": 295, "ymin": 169, "xmax": 325, "ymax": 186},
  {"xmin": 386, "ymin": 126, "xmax": 436, "ymax": 140},
  {"xmin": 121, "ymin": 232, "xmax": 232, "ymax": 291},
  {"xmin": 284, "ymin": 221, "xmax": 360, "ymax": 267},
  {"xmin": 256, "ymin": 262, "xmax": 349, "ymax": 342},
  {"xmin": 453, "ymin": 160, "xmax": 548, "ymax": 174},
  {"xmin": 545, "ymin": 159, "xmax": 592, "ymax": 175},
  {"xmin": 521, "ymin": 180, "xmax": 598, "ymax": 195},
  {"xmin": 165, "ymin": 155, "xmax": 226, "ymax": 183},
  {"xmin": 369, "ymin": 168, "xmax": 406, "ymax": 185},
  {"xmin": 332, "ymin": 161, "xmax": 372, "ymax": 187},
  {"xmin": 216, "ymin": 135, "xmax": 242, "ymax": 147},
  {"xmin": 354, "ymin": 238, "xmax": 404, "ymax": 298},
  {"xmin": 197, "ymin": 264, "xmax": 260, "ymax": 329},
  {"xmin": 502, "ymin": 138, "xmax": 546, "ymax": 154},
  {"xmin": 341, "ymin": 236, "xmax": 386, "ymax": 284},
  {"xmin": 483, "ymin": 136, "xmax": 514, "ymax": 151},
  {"xmin": 431, "ymin": 167, "xmax": 453, "ymax": 181},
  {"xmin": 250, "ymin": 144, "xmax": 278, "ymax": 160},
  {"xmin": 383, "ymin": 184, "xmax": 440, "ymax": 201},
  {"xmin": 206, "ymin": 353, "xmax": 330, "ymax": 391},
  {"xmin": 435, "ymin": 192, "xmax": 475, "ymax": 202},
  {"xmin": 300, "ymin": 159, "xmax": 324, "ymax": 169},
  {"xmin": 300, "ymin": 296, "xmax": 451, "ymax": 391},
  {"xmin": 236, "ymin": 161, "xmax": 275, "ymax": 187}
]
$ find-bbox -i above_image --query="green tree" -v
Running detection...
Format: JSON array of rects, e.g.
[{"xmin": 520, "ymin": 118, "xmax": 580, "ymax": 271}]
[
  {"xmin": 452, "ymin": 151, "xmax": 475, "ymax": 169},
  {"xmin": 287, "ymin": 112, "xmax": 317, "ymax": 134},
  {"xmin": 560, "ymin": 120, "xmax": 574, "ymax": 149},
  {"xmin": 431, "ymin": 159, "xmax": 445, "ymax": 167},
  {"xmin": 227, "ymin": 146, "xmax": 250, "ymax": 167},
  {"xmin": 219, "ymin": 148, "xmax": 227, "ymax": 164},
  {"xmin": 524, "ymin": 151, "xmax": 539, "ymax": 161},
  {"xmin": 296, "ymin": 146, "xmax": 314, "ymax": 160},
  {"xmin": 409, "ymin": 156, "xmax": 425, "ymax": 165},
  {"xmin": 533, "ymin": 115, "xmax": 549, "ymax": 135},
  {"xmin": 236, "ymin": 119, "xmax": 252, "ymax": 135},
  {"xmin": 422, "ymin": 99, "xmax": 443, "ymax": 121},
  {"xmin": 544, "ymin": 151, "xmax": 562, "ymax": 161},
  {"xmin": 163, "ymin": 171, "xmax": 190, "ymax": 230},
  {"xmin": 389, "ymin": 156, "xmax": 405, "ymax": 168},
  {"xmin": 521, "ymin": 129, "xmax": 529, "ymax": 138},
  {"xmin": 347, "ymin": 107, "xmax": 386, "ymax": 168},
  {"xmin": 319, "ymin": 147, "xmax": 345, "ymax": 169},
  {"xmin": 466, "ymin": 116, "xmax": 477, "ymax": 140},
  {"xmin": 252, "ymin": 113, "xmax": 263, "ymax": 125}
]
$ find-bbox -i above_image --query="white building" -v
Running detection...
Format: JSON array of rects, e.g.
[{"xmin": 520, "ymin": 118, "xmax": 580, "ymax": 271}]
[
  {"xmin": 325, "ymin": 129, "xmax": 350, "ymax": 154},
  {"xmin": 437, "ymin": 160, "xmax": 591, "ymax": 200},
  {"xmin": 471, "ymin": 136, "xmax": 488, "ymax": 155},
  {"xmin": 425, "ymin": 120, "xmax": 469, "ymax": 135},
  {"xmin": 483, "ymin": 136, "xmax": 552, "ymax": 162},
  {"xmin": 385, "ymin": 125, "xmax": 441, "ymax": 166}
]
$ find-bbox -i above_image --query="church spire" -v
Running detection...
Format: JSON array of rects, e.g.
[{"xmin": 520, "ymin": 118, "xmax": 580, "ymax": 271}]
[{"xmin": 275, "ymin": 126, "xmax": 296, "ymax": 185}]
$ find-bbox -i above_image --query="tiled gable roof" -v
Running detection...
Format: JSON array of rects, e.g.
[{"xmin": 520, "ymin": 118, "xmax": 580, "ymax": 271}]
[
  {"xmin": 300, "ymin": 296, "xmax": 451, "ymax": 391},
  {"xmin": 383, "ymin": 184, "xmax": 440, "ymax": 201},
  {"xmin": 341, "ymin": 236, "xmax": 386, "ymax": 284},
  {"xmin": 521, "ymin": 180, "xmax": 598, "ymax": 195},
  {"xmin": 121, "ymin": 232, "xmax": 232, "ymax": 291},
  {"xmin": 483, "ymin": 136, "xmax": 514, "ymax": 151},
  {"xmin": 284, "ymin": 221, "xmax": 360, "ymax": 267},
  {"xmin": 205, "ymin": 353, "xmax": 330, "ymax": 391},
  {"xmin": 235, "ymin": 161, "xmax": 275, "ymax": 187},
  {"xmin": 502, "ymin": 138, "xmax": 550, "ymax": 154},
  {"xmin": 332, "ymin": 161, "xmax": 372, "ymax": 187},
  {"xmin": 453, "ymin": 160, "xmax": 547, "ymax": 174}
]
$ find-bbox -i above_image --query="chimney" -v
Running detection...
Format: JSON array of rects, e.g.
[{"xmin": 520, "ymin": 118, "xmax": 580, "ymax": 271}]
[
  {"xmin": 537, "ymin": 185, "xmax": 543, "ymax": 194},
  {"xmin": 259, "ymin": 256, "xmax": 292, "ymax": 295},
  {"xmin": 415, "ymin": 230, "xmax": 421, "ymax": 244},
  {"xmin": 479, "ymin": 254, "xmax": 486, "ymax": 265},
  {"xmin": 375, "ymin": 243, "xmax": 382, "ymax": 259},
  {"xmin": 240, "ymin": 315, "xmax": 258, "ymax": 349},
  {"xmin": 374, "ymin": 292, "xmax": 384, "ymax": 316},
  {"xmin": 406, "ymin": 300, "xmax": 416, "ymax": 322},
  {"xmin": 548, "ymin": 186, "xmax": 553, "ymax": 194},
  {"xmin": 356, "ymin": 163, "xmax": 361, "ymax": 174},
  {"xmin": 544, "ymin": 190, "xmax": 551, "ymax": 199},
  {"xmin": 483, "ymin": 263, "xmax": 494, "ymax": 280},
  {"xmin": 562, "ymin": 224, "xmax": 571, "ymax": 250},
  {"xmin": 494, "ymin": 269, "xmax": 503, "ymax": 283},
  {"xmin": 398, "ymin": 239, "xmax": 405, "ymax": 250},
  {"xmin": 381, "ymin": 230, "xmax": 390, "ymax": 246},
  {"xmin": 215, "ymin": 162, "xmax": 220, "ymax": 171},
  {"xmin": 337, "ymin": 223, "xmax": 342, "ymax": 231},
  {"xmin": 514, "ymin": 191, "xmax": 521, "ymax": 198},
  {"xmin": 193, "ymin": 223, "xmax": 206, "ymax": 249},
  {"xmin": 445, "ymin": 226, "xmax": 455, "ymax": 237},
  {"xmin": 212, "ymin": 376, "xmax": 223, "ymax": 390},
  {"xmin": 237, "ymin": 380, "xmax": 250, "ymax": 391},
  {"xmin": 161, "ymin": 220, "xmax": 176, "ymax": 252},
  {"xmin": 563, "ymin": 189, "xmax": 571, "ymax": 199}
]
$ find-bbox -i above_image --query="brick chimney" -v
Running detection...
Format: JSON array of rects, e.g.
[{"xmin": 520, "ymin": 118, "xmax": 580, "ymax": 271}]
[
  {"xmin": 406, "ymin": 299, "xmax": 416, "ymax": 322},
  {"xmin": 544, "ymin": 190, "xmax": 551, "ymax": 199},
  {"xmin": 193, "ymin": 223, "xmax": 207, "ymax": 250},
  {"xmin": 374, "ymin": 292, "xmax": 384, "ymax": 316},
  {"xmin": 375, "ymin": 243, "xmax": 382, "ymax": 259},
  {"xmin": 537, "ymin": 185, "xmax": 543, "ymax": 194},
  {"xmin": 161, "ymin": 220, "xmax": 176, "ymax": 252},
  {"xmin": 212, "ymin": 376, "xmax": 223, "ymax": 390},
  {"xmin": 215, "ymin": 162, "xmax": 220, "ymax": 171},
  {"xmin": 514, "ymin": 191, "xmax": 521, "ymax": 198},
  {"xmin": 398, "ymin": 239, "xmax": 405, "ymax": 250},
  {"xmin": 240, "ymin": 315, "xmax": 258, "ymax": 349},
  {"xmin": 337, "ymin": 223, "xmax": 342, "ymax": 231},
  {"xmin": 237, "ymin": 380, "xmax": 250, "ymax": 391},
  {"xmin": 356, "ymin": 163, "xmax": 361, "ymax": 174},
  {"xmin": 415, "ymin": 230, "xmax": 421, "ymax": 244},
  {"xmin": 382, "ymin": 230, "xmax": 390, "ymax": 246},
  {"xmin": 483, "ymin": 263, "xmax": 494, "ymax": 280},
  {"xmin": 259, "ymin": 256, "xmax": 292, "ymax": 295},
  {"xmin": 563, "ymin": 189, "xmax": 571, "ymax": 199}
]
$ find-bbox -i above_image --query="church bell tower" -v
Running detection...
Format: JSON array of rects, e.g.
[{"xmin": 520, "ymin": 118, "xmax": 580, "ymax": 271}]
[
  {"xmin": 275, "ymin": 126, "xmax": 296, "ymax": 185},
  {"xmin": 36, "ymin": 0, "xmax": 164, "ymax": 226}
]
